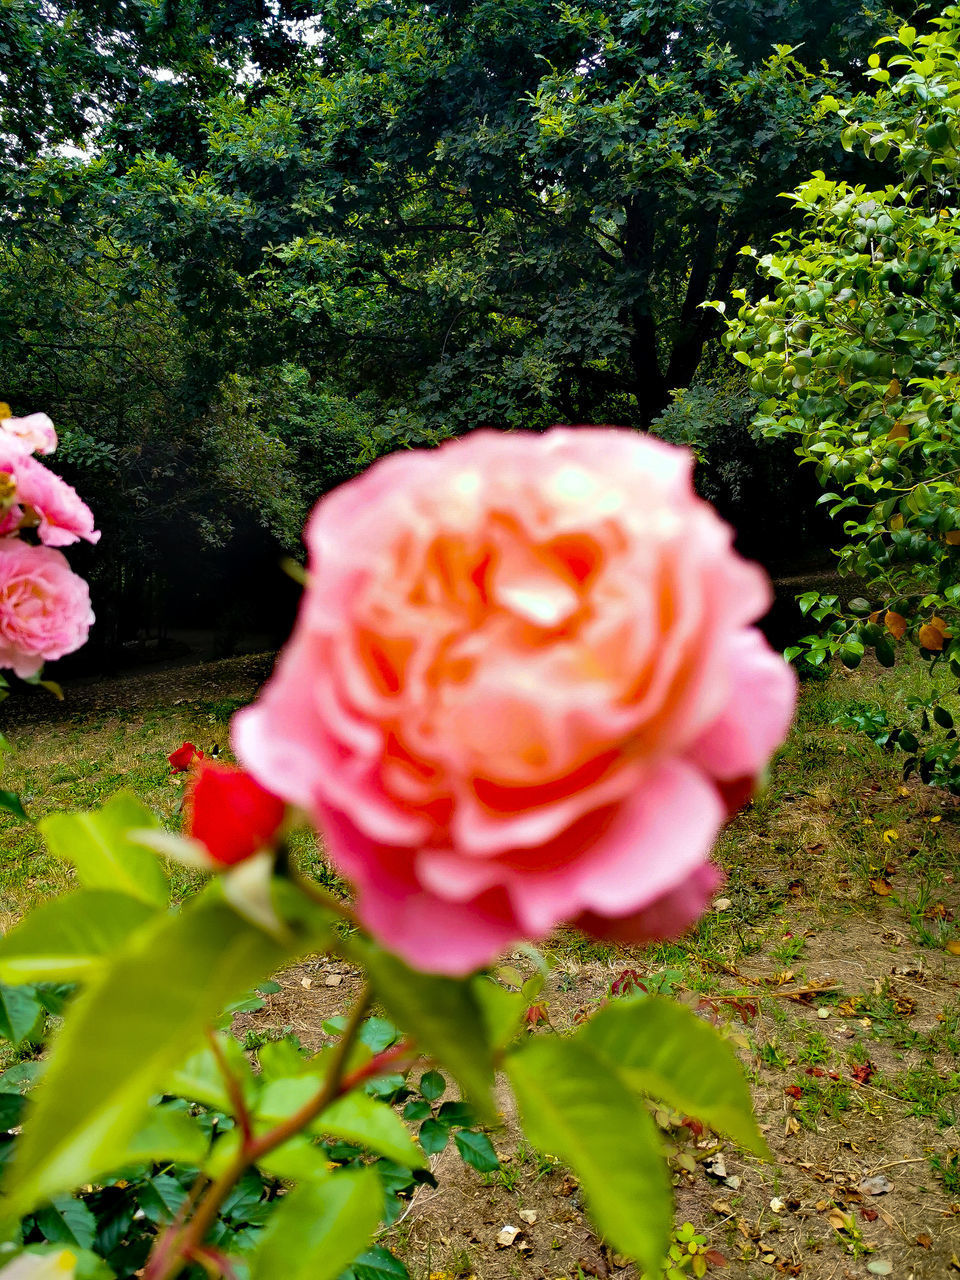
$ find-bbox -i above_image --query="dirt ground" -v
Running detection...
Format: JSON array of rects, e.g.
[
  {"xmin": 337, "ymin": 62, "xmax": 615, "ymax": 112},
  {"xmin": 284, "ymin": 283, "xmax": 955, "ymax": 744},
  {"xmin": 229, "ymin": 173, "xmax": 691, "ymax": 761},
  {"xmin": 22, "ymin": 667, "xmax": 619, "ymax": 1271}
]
[{"xmin": 11, "ymin": 653, "xmax": 960, "ymax": 1280}]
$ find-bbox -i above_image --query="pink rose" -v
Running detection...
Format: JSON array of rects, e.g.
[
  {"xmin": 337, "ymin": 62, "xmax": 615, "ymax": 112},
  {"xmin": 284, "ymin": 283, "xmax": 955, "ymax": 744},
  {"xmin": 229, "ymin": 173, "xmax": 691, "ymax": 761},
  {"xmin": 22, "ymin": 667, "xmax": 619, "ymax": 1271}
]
[
  {"xmin": 0, "ymin": 539, "xmax": 94, "ymax": 677},
  {"xmin": 0, "ymin": 442, "xmax": 99, "ymax": 547},
  {"xmin": 0, "ymin": 412, "xmax": 57, "ymax": 456},
  {"xmin": 234, "ymin": 428, "xmax": 796, "ymax": 974}
]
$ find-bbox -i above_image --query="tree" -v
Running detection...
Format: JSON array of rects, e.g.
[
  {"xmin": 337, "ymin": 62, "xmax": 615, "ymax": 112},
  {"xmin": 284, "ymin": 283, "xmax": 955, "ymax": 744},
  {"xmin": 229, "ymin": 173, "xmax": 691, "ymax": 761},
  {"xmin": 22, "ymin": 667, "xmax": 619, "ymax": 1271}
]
[
  {"xmin": 723, "ymin": 7, "xmax": 960, "ymax": 787},
  {"xmin": 121, "ymin": 0, "xmax": 904, "ymax": 427}
]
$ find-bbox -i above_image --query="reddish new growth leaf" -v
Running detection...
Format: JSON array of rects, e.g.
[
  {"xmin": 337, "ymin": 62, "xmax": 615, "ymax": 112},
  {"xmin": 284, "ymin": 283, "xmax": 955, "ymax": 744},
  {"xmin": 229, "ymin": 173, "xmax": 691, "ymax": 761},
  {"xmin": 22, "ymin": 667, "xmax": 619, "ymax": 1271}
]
[
  {"xmin": 611, "ymin": 969, "xmax": 646, "ymax": 998},
  {"xmin": 169, "ymin": 741, "xmax": 203, "ymax": 773},
  {"xmin": 525, "ymin": 1002, "xmax": 551, "ymax": 1028}
]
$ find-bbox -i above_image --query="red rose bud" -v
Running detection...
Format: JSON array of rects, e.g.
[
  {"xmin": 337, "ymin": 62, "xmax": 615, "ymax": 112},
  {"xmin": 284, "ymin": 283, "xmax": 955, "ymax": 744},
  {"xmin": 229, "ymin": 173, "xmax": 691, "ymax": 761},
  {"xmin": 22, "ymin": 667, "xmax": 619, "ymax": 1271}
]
[
  {"xmin": 184, "ymin": 760, "xmax": 286, "ymax": 866},
  {"xmin": 169, "ymin": 742, "xmax": 203, "ymax": 773}
]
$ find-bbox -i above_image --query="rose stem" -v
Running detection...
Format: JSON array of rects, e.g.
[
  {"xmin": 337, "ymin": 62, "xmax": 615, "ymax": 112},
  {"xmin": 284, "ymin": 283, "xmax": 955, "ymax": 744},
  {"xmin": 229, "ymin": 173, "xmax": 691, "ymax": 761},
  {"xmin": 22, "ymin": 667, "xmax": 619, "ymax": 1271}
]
[{"xmin": 145, "ymin": 984, "xmax": 399, "ymax": 1280}]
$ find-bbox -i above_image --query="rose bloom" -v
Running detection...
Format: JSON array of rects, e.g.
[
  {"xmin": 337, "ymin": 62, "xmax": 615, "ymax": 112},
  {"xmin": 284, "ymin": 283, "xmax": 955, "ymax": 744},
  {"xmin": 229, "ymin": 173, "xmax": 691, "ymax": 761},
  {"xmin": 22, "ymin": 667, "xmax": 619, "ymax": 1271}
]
[
  {"xmin": 0, "ymin": 539, "xmax": 94, "ymax": 678},
  {"xmin": 184, "ymin": 760, "xmax": 286, "ymax": 866},
  {"xmin": 168, "ymin": 742, "xmax": 203, "ymax": 773},
  {"xmin": 0, "ymin": 437, "xmax": 99, "ymax": 547},
  {"xmin": 235, "ymin": 428, "xmax": 796, "ymax": 974},
  {"xmin": 0, "ymin": 412, "xmax": 57, "ymax": 456}
]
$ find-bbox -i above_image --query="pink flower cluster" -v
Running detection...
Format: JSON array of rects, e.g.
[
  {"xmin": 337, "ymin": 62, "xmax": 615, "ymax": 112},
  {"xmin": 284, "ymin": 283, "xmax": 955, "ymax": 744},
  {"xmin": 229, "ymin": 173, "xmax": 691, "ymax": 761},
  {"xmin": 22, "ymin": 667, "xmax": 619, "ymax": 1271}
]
[
  {"xmin": 0, "ymin": 410, "xmax": 96, "ymax": 678},
  {"xmin": 236, "ymin": 427, "xmax": 796, "ymax": 975}
]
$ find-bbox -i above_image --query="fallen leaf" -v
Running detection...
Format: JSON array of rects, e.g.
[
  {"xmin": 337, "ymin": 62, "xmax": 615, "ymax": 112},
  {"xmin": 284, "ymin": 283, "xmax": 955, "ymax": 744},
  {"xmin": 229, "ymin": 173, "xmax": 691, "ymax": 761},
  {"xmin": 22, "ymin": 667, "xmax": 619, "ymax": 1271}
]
[
  {"xmin": 519, "ymin": 1210, "xmax": 537, "ymax": 1225},
  {"xmin": 870, "ymin": 878, "xmax": 893, "ymax": 896},
  {"xmin": 949, "ymin": 941, "xmax": 960, "ymax": 956},
  {"xmin": 770, "ymin": 1198, "xmax": 786, "ymax": 1214},
  {"xmin": 496, "ymin": 1226, "xmax": 520, "ymax": 1247},
  {"xmin": 859, "ymin": 1175, "xmax": 892, "ymax": 1196},
  {"xmin": 714, "ymin": 897, "xmax": 733, "ymax": 912},
  {"xmin": 866, "ymin": 1262, "xmax": 893, "ymax": 1276},
  {"xmin": 917, "ymin": 1233, "xmax": 933, "ymax": 1248}
]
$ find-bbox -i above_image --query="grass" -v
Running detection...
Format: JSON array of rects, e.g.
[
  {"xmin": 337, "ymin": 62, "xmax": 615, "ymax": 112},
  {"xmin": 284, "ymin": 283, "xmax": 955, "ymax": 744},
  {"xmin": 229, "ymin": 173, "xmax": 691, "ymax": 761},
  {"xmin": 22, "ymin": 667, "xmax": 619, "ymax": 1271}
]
[{"xmin": 3, "ymin": 649, "xmax": 960, "ymax": 1275}]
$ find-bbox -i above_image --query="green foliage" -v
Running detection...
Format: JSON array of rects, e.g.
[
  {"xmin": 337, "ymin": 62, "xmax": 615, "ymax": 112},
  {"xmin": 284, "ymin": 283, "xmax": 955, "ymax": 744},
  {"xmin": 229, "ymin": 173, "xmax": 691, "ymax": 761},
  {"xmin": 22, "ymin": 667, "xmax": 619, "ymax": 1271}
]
[
  {"xmin": 507, "ymin": 995, "xmax": 765, "ymax": 1276},
  {"xmin": 38, "ymin": 794, "xmax": 166, "ymax": 908},
  {"xmin": 722, "ymin": 6, "xmax": 960, "ymax": 784},
  {"xmin": 0, "ymin": 790, "xmax": 766, "ymax": 1280}
]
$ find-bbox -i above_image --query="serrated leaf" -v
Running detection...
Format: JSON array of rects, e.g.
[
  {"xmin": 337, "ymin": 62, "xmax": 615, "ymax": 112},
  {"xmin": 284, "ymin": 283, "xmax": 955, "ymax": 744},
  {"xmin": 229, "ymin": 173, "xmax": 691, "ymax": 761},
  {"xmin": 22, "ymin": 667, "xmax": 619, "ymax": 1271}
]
[
  {"xmin": 39, "ymin": 793, "xmax": 166, "ymax": 907},
  {"xmin": 581, "ymin": 998, "xmax": 768, "ymax": 1157},
  {"xmin": 138, "ymin": 1173, "xmax": 187, "ymax": 1225},
  {"xmin": 0, "ymin": 892, "xmax": 156, "ymax": 984},
  {"xmin": 34, "ymin": 1195, "xmax": 97, "ymax": 1250},
  {"xmin": 507, "ymin": 1036, "xmax": 672, "ymax": 1275},
  {"xmin": 453, "ymin": 1128, "xmax": 499, "ymax": 1172},
  {"xmin": 418, "ymin": 1118, "xmax": 448, "ymax": 1155},
  {"xmin": 249, "ymin": 1167, "xmax": 381, "ymax": 1280}
]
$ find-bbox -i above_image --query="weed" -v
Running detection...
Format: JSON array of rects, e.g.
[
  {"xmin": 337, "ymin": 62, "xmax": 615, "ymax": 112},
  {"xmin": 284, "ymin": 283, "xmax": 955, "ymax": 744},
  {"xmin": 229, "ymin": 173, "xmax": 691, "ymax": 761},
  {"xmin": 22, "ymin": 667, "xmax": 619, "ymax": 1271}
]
[{"xmin": 930, "ymin": 1150, "xmax": 960, "ymax": 1196}]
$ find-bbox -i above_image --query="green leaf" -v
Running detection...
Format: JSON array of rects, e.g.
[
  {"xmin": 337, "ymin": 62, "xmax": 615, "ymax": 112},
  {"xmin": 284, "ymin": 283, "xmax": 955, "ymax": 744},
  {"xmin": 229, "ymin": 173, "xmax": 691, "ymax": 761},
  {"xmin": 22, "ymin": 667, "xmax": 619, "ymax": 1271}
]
[
  {"xmin": 418, "ymin": 1118, "xmax": 448, "ymax": 1155},
  {"xmin": 581, "ymin": 998, "xmax": 768, "ymax": 1157},
  {"xmin": 359, "ymin": 1017, "xmax": 400, "ymax": 1054},
  {"xmin": 167, "ymin": 1036, "xmax": 259, "ymax": 1113},
  {"xmin": 39, "ymin": 792, "xmax": 167, "ymax": 907},
  {"xmin": 507, "ymin": 1036, "xmax": 672, "ymax": 1275},
  {"xmin": 0, "ymin": 892, "xmax": 156, "ymax": 984},
  {"xmin": 124, "ymin": 1105, "xmax": 209, "ymax": 1168},
  {"xmin": 354, "ymin": 942, "xmax": 495, "ymax": 1115},
  {"xmin": 138, "ymin": 1173, "xmax": 187, "ymax": 1225},
  {"xmin": 0, "ymin": 791, "xmax": 28, "ymax": 822},
  {"xmin": 348, "ymin": 1245, "xmax": 410, "ymax": 1280},
  {"xmin": 0, "ymin": 985, "xmax": 44, "ymax": 1046},
  {"xmin": 0, "ymin": 1093, "xmax": 25, "ymax": 1131},
  {"xmin": 249, "ymin": 1167, "xmax": 382, "ymax": 1280},
  {"xmin": 418, "ymin": 1071, "xmax": 445, "ymax": 1102},
  {"xmin": 257, "ymin": 1078, "xmax": 426, "ymax": 1169},
  {"xmin": 453, "ymin": 1129, "xmax": 499, "ymax": 1172},
  {"xmin": 6, "ymin": 884, "xmax": 332, "ymax": 1215},
  {"xmin": 473, "ymin": 977, "xmax": 525, "ymax": 1049},
  {"xmin": 33, "ymin": 1196, "xmax": 97, "ymax": 1250}
]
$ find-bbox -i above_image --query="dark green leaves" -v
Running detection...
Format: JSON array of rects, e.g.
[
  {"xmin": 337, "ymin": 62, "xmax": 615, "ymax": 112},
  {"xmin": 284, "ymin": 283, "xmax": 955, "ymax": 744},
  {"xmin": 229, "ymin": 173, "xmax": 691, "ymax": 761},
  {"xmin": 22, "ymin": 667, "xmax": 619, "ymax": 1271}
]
[
  {"xmin": 0, "ymin": 984, "xmax": 45, "ymax": 1046},
  {"xmin": 353, "ymin": 944, "xmax": 496, "ymax": 1115}
]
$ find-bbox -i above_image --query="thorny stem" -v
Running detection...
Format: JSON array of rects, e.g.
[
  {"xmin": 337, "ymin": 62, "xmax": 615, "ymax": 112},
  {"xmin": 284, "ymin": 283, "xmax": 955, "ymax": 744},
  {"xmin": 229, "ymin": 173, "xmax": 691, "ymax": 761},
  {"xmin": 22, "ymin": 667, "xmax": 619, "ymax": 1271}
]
[{"xmin": 145, "ymin": 984, "xmax": 398, "ymax": 1280}]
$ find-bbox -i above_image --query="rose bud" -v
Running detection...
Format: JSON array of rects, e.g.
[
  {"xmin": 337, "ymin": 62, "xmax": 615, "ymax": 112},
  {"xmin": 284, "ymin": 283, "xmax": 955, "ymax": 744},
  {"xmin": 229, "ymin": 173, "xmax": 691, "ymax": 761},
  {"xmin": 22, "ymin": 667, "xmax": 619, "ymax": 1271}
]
[
  {"xmin": 168, "ymin": 742, "xmax": 203, "ymax": 773},
  {"xmin": 184, "ymin": 760, "xmax": 286, "ymax": 867}
]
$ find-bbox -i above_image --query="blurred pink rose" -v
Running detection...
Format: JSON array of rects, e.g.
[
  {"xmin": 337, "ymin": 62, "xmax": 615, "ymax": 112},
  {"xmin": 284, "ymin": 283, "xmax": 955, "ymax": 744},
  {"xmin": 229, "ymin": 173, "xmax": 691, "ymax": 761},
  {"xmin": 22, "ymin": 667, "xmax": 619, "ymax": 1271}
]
[
  {"xmin": 0, "ymin": 539, "xmax": 94, "ymax": 677},
  {"xmin": 0, "ymin": 412, "xmax": 57, "ymax": 456},
  {"xmin": 234, "ymin": 428, "xmax": 796, "ymax": 974},
  {"xmin": 0, "ymin": 441, "xmax": 99, "ymax": 547}
]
